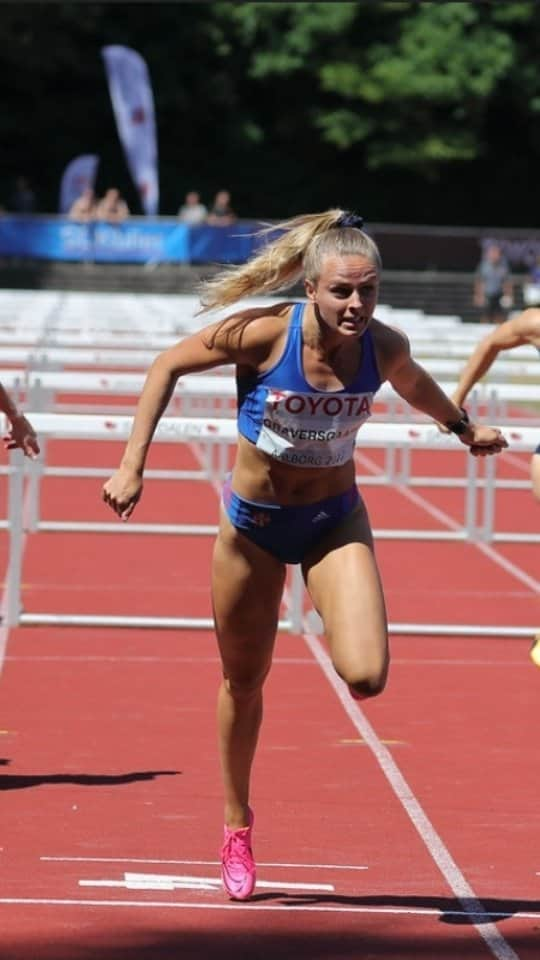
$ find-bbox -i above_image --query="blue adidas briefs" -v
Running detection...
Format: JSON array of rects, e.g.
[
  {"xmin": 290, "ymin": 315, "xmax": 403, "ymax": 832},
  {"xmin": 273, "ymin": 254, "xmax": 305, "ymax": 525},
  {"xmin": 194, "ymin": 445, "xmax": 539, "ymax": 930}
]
[{"xmin": 222, "ymin": 475, "xmax": 360, "ymax": 564}]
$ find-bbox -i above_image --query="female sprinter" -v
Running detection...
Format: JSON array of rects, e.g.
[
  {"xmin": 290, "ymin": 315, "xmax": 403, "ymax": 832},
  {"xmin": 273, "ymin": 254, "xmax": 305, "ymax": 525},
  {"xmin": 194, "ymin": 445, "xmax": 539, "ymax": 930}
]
[{"xmin": 102, "ymin": 210, "xmax": 507, "ymax": 899}]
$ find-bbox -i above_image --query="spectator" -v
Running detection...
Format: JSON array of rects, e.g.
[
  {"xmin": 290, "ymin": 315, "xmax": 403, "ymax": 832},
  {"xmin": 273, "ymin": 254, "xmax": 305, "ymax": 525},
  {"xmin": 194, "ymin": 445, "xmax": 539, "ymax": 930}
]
[
  {"xmin": 207, "ymin": 189, "xmax": 236, "ymax": 226},
  {"xmin": 178, "ymin": 190, "xmax": 207, "ymax": 225},
  {"xmin": 523, "ymin": 252, "xmax": 540, "ymax": 308},
  {"xmin": 67, "ymin": 187, "xmax": 96, "ymax": 223},
  {"xmin": 95, "ymin": 188, "xmax": 129, "ymax": 224},
  {"xmin": 9, "ymin": 176, "xmax": 36, "ymax": 214},
  {"xmin": 473, "ymin": 242, "xmax": 513, "ymax": 324}
]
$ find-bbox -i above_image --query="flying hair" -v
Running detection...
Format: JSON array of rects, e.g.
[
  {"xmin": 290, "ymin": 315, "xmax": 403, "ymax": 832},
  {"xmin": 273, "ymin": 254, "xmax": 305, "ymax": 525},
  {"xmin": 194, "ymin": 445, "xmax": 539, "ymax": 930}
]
[{"xmin": 197, "ymin": 208, "xmax": 381, "ymax": 315}]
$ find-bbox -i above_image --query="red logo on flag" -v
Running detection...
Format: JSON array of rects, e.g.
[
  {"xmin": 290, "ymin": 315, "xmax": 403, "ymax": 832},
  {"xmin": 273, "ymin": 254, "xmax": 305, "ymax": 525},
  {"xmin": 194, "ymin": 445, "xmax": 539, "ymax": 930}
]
[{"xmin": 131, "ymin": 106, "xmax": 146, "ymax": 124}]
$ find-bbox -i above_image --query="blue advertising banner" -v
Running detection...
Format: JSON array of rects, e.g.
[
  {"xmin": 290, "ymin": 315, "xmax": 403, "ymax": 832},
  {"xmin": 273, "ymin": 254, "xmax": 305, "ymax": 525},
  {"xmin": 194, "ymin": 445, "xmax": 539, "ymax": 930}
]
[{"xmin": 0, "ymin": 216, "xmax": 265, "ymax": 265}]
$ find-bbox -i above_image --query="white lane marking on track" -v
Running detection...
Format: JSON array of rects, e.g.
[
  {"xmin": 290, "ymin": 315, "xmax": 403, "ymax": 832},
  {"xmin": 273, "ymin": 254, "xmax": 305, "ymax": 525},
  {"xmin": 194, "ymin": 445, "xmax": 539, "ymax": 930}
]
[
  {"xmin": 500, "ymin": 450, "xmax": 530, "ymax": 474},
  {"xmin": 42, "ymin": 856, "xmax": 367, "ymax": 870},
  {"xmin": 15, "ymin": 654, "xmax": 535, "ymax": 666},
  {"xmin": 0, "ymin": 897, "xmax": 538, "ymax": 919},
  {"xmin": 304, "ymin": 630, "xmax": 521, "ymax": 960},
  {"xmin": 355, "ymin": 451, "xmax": 540, "ymax": 594},
  {"xmin": 79, "ymin": 873, "xmax": 334, "ymax": 892},
  {"xmin": 10, "ymin": 655, "xmax": 315, "ymax": 665}
]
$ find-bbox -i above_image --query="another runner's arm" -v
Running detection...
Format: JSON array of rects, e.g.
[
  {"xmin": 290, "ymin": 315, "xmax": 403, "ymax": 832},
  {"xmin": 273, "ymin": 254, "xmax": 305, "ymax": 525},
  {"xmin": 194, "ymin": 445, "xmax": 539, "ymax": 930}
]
[
  {"xmin": 0, "ymin": 382, "xmax": 40, "ymax": 458},
  {"xmin": 452, "ymin": 309, "xmax": 540, "ymax": 407}
]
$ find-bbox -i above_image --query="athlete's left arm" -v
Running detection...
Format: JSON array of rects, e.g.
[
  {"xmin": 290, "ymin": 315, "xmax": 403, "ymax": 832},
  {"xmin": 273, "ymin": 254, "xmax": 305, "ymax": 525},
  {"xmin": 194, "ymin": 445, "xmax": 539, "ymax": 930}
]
[{"xmin": 374, "ymin": 323, "xmax": 507, "ymax": 454}]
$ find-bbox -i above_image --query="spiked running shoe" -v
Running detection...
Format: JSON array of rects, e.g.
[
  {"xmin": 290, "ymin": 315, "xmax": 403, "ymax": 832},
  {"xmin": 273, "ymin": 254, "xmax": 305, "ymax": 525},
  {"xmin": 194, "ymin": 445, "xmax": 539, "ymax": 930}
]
[
  {"xmin": 221, "ymin": 807, "xmax": 256, "ymax": 900},
  {"xmin": 530, "ymin": 633, "xmax": 540, "ymax": 668}
]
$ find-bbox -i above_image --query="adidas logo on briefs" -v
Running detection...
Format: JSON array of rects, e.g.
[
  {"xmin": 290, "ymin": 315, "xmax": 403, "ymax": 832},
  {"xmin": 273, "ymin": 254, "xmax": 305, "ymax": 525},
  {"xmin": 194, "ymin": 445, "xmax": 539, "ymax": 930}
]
[{"xmin": 312, "ymin": 510, "xmax": 330, "ymax": 523}]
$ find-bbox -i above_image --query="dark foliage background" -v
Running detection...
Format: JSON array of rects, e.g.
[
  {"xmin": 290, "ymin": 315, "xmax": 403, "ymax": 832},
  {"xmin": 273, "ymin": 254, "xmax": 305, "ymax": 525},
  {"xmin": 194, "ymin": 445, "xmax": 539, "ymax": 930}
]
[{"xmin": 2, "ymin": 1, "xmax": 539, "ymax": 226}]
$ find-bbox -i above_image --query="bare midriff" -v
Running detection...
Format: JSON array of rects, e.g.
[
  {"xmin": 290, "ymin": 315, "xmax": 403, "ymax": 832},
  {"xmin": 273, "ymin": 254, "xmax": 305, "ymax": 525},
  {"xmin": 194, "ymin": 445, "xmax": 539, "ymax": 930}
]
[{"xmin": 230, "ymin": 434, "xmax": 356, "ymax": 505}]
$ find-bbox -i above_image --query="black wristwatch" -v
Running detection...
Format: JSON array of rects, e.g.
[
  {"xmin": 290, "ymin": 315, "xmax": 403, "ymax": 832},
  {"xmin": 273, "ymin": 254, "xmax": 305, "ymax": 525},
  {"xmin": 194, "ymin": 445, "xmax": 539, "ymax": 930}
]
[{"xmin": 445, "ymin": 407, "xmax": 471, "ymax": 435}]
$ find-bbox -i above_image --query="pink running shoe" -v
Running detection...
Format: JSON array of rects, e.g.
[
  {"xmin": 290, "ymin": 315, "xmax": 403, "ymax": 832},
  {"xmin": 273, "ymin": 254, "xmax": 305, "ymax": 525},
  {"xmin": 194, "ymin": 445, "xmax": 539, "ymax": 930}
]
[{"xmin": 221, "ymin": 807, "xmax": 256, "ymax": 900}]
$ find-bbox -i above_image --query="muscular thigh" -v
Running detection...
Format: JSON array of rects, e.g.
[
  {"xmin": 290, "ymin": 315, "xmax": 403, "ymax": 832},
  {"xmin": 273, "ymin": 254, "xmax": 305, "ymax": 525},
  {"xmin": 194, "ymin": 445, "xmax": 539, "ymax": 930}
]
[
  {"xmin": 302, "ymin": 500, "xmax": 388, "ymax": 679},
  {"xmin": 212, "ymin": 508, "xmax": 286, "ymax": 680}
]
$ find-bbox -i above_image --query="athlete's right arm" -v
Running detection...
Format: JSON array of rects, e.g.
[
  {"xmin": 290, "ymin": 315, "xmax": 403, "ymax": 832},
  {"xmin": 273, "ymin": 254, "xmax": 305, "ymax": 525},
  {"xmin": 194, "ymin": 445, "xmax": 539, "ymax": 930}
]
[{"xmin": 102, "ymin": 313, "xmax": 283, "ymax": 519}]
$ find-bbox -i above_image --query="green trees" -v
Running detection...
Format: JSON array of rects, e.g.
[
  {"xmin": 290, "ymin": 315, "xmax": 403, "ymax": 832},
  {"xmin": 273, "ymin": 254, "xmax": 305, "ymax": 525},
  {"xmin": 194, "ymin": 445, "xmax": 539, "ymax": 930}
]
[{"xmin": 1, "ymin": 1, "xmax": 539, "ymax": 225}]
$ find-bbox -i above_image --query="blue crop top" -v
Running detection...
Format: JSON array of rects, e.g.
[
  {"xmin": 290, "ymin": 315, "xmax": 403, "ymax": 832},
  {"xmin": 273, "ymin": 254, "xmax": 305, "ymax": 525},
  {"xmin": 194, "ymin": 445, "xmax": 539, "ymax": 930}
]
[{"xmin": 236, "ymin": 302, "xmax": 382, "ymax": 468}]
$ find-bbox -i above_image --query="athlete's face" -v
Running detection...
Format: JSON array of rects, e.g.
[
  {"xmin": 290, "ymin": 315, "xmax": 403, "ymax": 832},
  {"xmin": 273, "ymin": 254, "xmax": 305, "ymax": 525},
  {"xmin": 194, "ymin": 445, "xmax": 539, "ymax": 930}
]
[{"xmin": 304, "ymin": 254, "xmax": 379, "ymax": 338}]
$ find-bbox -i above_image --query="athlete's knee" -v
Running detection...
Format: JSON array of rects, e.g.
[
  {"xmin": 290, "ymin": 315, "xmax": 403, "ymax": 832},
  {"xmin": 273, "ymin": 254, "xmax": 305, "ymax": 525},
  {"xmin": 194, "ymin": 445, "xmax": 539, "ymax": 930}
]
[
  {"xmin": 334, "ymin": 656, "xmax": 389, "ymax": 700},
  {"xmin": 222, "ymin": 665, "xmax": 270, "ymax": 701},
  {"xmin": 347, "ymin": 669, "xmax": 388, "ymax": 701}
]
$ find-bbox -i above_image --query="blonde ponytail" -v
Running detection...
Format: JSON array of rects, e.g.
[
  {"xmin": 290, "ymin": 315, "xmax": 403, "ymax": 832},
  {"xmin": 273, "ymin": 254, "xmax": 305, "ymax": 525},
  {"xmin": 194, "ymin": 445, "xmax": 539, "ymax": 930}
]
[{"xmin": 197, "ymin": 209, "xmax": 351, "ymax": 313}]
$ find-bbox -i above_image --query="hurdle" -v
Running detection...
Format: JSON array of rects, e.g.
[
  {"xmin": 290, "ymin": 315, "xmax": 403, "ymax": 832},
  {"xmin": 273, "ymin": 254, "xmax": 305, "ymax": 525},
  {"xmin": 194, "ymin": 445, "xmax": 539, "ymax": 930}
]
[
  {"xmin": 0, "ymin": 325, "xmax": 537, "ymax": 367},
  {"xmin": 2, "ymin": 414, "xmax": 538, "ymax": 637},
  {"xmin": 3, "ymin": 368, "xmax": 535, "ymax": 408},
  {"xmin": 0, "ymin": 288, "xmax": 536, "ymax": 359},
  {"xmin": 0, "ymin": 341, "xmax": 537, "ymax": 385},
  {"xmin": 2, "ymin": 372, "xmax": 537, "ymax": 530}
]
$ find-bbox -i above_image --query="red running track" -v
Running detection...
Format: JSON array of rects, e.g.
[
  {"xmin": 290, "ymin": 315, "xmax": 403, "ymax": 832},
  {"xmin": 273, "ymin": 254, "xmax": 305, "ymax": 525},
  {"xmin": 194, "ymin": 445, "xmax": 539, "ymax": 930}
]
[{"xmin": 0, "ymin": 434, "xmax": 538, "ymax": 959}]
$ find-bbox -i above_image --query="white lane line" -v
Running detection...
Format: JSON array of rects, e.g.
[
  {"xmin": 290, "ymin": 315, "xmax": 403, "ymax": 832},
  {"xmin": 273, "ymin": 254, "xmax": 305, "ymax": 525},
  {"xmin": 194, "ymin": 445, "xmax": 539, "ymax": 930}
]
[
  {"xmin": 304, "ymin": 630, "xmax": 521, "ymax": 960},
  {"xmin": 9, "ymin": 655, "xmax": 315, "ymax": 665},
  {"xmin": 79, "ymin": 873, "xmax": 334, "ymax": 893},
  {"xmin": 42, "ymin": 856, "xmax": 367, "ymax": 870},
  {"xmin": 473, "ymin": 539, "xmax": 539, "ymax": 594},
  {"xmin": 356, "ymin": 451, "xmax": 539, "ymax": 595},
  {"xmin": 500, "ymin": 450, "xmax": 530, "ymax": 474},
  {"xmin": 0, "ymin": 897, "xmax": 536, "ymax": 919}
]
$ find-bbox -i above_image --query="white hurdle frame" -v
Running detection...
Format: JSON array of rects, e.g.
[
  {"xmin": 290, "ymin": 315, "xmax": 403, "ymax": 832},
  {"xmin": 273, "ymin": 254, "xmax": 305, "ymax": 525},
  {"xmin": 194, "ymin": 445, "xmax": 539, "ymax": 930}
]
[
  {"xmin": 1, "ymin": 367, "xmax": 538, "ymax": 420},
  {"xmin": 3, "ymin": 414, "xmax": 538, "ymax": 637},
  {"xmin": 0, "ymin": 343, "xmax": 537, "ymax": 380}
]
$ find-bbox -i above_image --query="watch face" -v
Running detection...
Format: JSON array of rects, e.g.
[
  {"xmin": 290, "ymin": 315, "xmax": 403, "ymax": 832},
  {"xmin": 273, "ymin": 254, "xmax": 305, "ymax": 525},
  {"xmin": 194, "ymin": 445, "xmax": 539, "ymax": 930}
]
[{"xmin": 447, "ymin": 417, "xmax": 467, "ymax": 434}]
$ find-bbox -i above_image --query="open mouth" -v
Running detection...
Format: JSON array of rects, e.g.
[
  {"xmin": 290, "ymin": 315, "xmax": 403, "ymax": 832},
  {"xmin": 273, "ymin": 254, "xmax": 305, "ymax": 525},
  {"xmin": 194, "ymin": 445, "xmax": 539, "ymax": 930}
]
[{"xmin": 340, "ymin": 317, "xmax": 366, "ymax": 332}]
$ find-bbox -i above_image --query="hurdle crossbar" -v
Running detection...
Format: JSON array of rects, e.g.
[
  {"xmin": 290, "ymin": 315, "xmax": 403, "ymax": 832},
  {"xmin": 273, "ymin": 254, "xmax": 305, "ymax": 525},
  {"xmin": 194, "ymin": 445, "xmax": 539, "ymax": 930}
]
[{"xmin": 3, "ymin": 414, "xmax": 538, "ymax": 634}]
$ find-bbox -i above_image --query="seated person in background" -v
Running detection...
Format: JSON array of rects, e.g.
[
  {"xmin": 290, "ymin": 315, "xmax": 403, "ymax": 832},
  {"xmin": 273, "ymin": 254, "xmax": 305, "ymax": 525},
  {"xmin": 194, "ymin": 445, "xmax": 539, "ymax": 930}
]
[
  {"xmin": 206, "ymin": 189, "xmax": 236, "ymax": 226},
  {"xmin": 178, "ymin": 190, "xmax": 207, "ymax": 225},
  {"xmin": 95, "ymin": 188, "xmax": 129, "ymax": 223},
  {"xmin": 67, "ymin": 187, "xmax": 96, "ymax": 222}
]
